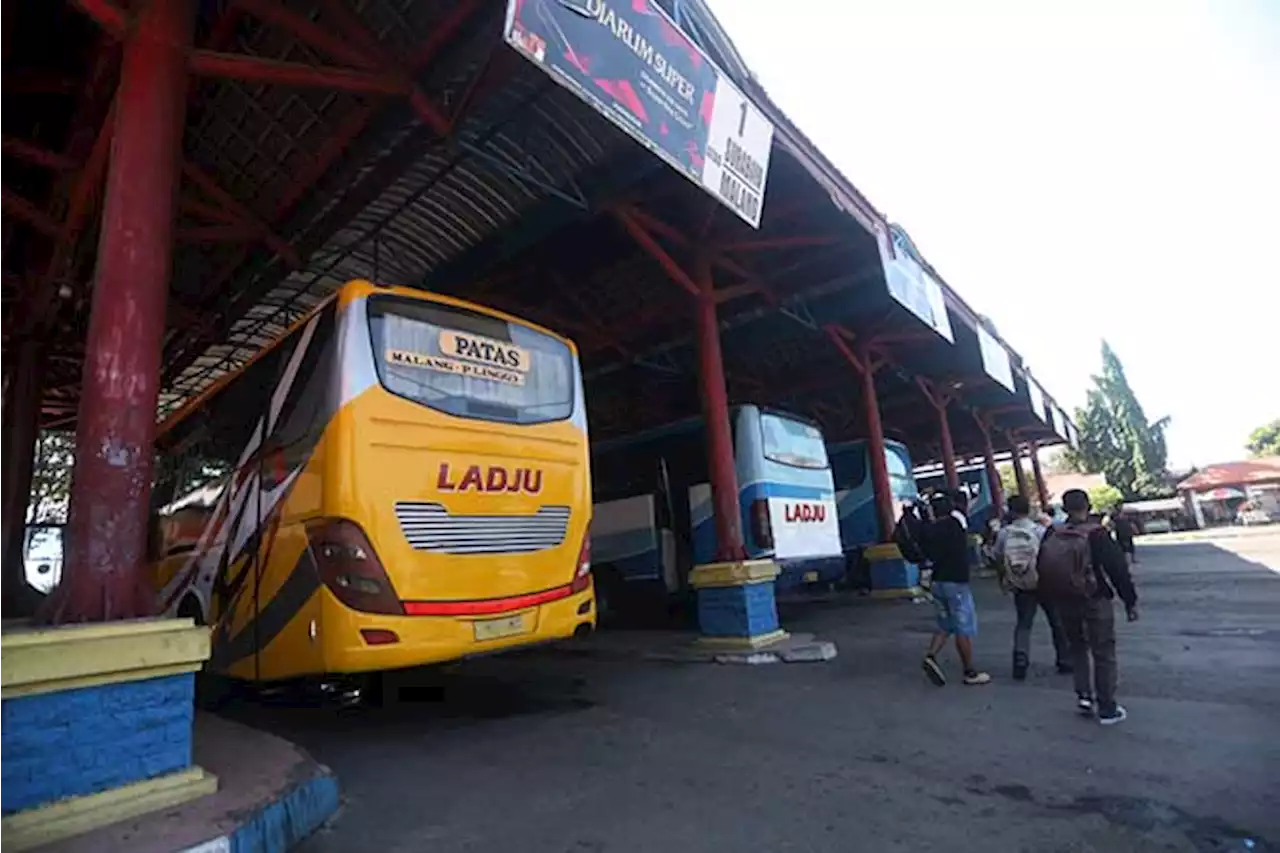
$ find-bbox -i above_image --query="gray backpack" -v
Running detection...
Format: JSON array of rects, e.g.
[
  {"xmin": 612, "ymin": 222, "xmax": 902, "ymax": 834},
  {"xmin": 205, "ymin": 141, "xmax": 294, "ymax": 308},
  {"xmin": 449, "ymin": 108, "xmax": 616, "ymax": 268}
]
[{"xmin": 1003, "ymin": 523, "xmax": 1042, "ymax": 591}]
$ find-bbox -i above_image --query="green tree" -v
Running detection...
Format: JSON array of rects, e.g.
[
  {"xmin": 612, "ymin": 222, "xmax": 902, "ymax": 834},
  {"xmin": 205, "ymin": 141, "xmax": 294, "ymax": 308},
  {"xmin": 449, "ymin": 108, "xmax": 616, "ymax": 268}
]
[
  {"xmin": 1246, "ymin": 419, "xmax": 1280, "ymax": 457},
  {"xmin": 1071, "ymin": 342, "xmax": 1171, "ymax": 499},
  {"xmin": 1088, "ymin": 484, "xmax": 1124, "ymax": 512},
  {"xmin": 27, "ymin": 430, "xmax": 75, "ymax": 525},
  {"xmin": 998, "ymin": 462, "xmax": 1022, "ymax": 499}
]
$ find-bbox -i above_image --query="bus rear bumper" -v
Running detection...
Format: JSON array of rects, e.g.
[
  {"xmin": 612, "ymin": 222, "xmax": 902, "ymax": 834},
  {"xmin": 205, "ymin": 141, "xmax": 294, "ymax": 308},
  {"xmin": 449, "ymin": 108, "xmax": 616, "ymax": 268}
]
[{"xmin": 320, "ymin": 586, "xmax": 596, "ymax": 674}]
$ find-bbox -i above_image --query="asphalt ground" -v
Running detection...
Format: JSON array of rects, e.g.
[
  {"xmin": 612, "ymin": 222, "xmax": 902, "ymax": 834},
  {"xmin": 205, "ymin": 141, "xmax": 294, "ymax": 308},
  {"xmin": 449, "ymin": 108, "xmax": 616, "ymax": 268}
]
[{"xmin": 220, "ymin": 528, "xmax": 1280, "ymax": 853}]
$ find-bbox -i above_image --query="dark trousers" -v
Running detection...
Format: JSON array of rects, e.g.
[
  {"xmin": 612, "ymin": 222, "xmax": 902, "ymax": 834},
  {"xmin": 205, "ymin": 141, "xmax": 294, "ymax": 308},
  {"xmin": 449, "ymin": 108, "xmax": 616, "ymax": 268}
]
[
  {"xmin": 1059, "ymin": 597, "xmax": 1118, "ymax": 710},
  {"xmin": 1012, "ymin": 589, "xmax": 1069, "ymax": 667}
]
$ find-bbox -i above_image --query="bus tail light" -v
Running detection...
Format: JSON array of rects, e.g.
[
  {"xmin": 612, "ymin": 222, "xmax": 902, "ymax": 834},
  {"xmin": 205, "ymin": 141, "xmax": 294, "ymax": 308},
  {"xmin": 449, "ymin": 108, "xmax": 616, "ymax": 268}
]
[
  {"xmin": 571, "ymin": 534, "xmax": 592, "ymax": 593},
  {"xmin": 750, "ymin": 499, "xmax": 774, "ymax": 550},
  {"xmin": 306, "ymin": 519, "xmax": 405, "ymax": 616}
]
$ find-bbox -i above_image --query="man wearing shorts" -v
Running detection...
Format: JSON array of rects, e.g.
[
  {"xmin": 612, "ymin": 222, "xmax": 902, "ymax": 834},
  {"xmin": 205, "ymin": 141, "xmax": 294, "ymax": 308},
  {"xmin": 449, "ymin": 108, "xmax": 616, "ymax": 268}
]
[{"xmin": 921, "ymin": 493, "xmax": 992, "ymax": 686}]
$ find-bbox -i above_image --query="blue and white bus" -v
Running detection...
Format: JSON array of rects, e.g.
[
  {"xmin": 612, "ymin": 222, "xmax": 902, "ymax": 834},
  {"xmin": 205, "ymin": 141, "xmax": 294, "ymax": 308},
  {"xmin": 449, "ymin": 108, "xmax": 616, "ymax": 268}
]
[
  {"xmin": 590, "ymin": 405, "xmax": 843, "ymax": 609},
  {"xmin": 828, "ymin": 439, "xmax": 919, "ymax": 554}
]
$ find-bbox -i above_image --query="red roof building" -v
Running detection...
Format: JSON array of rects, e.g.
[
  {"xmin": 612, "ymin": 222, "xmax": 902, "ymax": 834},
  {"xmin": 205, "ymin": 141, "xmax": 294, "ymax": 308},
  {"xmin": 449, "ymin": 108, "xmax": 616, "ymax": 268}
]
[{"xmin": 1177, "ymin": 459, "xmax": 1280, "ymax": 491}]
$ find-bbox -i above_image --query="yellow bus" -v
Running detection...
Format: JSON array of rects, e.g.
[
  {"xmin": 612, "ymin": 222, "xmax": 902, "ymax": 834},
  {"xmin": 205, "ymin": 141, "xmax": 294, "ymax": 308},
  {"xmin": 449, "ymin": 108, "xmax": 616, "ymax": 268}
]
[{"xmin": 150, "ymin": 279, "xmax": 595, "ymax": 684}]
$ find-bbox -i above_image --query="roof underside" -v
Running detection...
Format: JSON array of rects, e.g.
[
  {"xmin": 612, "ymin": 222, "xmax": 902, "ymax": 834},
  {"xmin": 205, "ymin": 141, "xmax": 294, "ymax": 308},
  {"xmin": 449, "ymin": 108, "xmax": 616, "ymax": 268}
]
[{"xmin": 3, "ymin": 0, "xmax": 1072, "ymax": 464}]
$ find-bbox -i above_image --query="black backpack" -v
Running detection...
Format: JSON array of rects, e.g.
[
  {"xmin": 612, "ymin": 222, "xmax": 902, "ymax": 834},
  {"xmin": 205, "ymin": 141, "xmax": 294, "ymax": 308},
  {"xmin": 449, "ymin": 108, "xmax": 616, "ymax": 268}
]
[
  {"xmin": 893, "ymin": 510, "xmax": 927, "ymax": 565},
  {"xmin": 1036, "ymin": 523, "xmax": 1100, "ymax": 600}
]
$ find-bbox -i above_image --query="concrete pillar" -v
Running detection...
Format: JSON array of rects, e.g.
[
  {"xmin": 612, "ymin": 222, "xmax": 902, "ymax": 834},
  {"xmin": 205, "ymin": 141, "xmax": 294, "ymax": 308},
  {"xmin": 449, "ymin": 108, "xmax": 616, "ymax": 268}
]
[{"xmin": 60, "ymin": 0, "xmax": 194, "ymax": 621}]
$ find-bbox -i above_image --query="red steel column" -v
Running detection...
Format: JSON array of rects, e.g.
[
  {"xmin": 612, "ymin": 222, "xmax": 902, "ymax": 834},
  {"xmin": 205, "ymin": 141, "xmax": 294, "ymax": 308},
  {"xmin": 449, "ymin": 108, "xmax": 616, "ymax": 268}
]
[
  {"xmin": 937, "ymin": 404, "xmax": 959, "ymax": 491},
  {"xmin": 856, "ymin": 343, "xmax": 895, "ymax": 542},
  {"xmin": 979, "ymin": 425, "xmax": 1005, "ymax": 512},
  {"xmin": 695, "ymin": 256, "xmax": 745, "ymax": 562},
  {"xmin": 1008, "ymin": 438, "xmax": 1030, "ymax": 498},
  {"xmin": 59, "ymin": 0, "xmax": 194, "ymax": 621},
  {"xmin": 2, "ymin": 338, "xmax": 44, "ymax": 616},
  {"xmin": 1029, "ymin": 440, "xmax": 1051, "ymax": 510}
]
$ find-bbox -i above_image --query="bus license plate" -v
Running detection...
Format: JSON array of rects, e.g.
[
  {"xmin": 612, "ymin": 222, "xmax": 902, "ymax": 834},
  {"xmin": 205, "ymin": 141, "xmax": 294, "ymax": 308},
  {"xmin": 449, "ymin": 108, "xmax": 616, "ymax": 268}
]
[{"xmin": 473, "ymin": 614, "xmax": 528, "ymax": 641}]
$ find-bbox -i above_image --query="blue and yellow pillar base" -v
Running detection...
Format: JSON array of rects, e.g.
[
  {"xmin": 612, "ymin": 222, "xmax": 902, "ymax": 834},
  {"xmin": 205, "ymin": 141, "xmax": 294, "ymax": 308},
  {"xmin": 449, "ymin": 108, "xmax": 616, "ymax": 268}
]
[
  {"xmin": 864, "ymin": 543, "xmax": 923, "ymax": 599},
  {"xmin": 1, "ymin": 617, "xmax": 214, "ymax": 851},
  {"xmin": 688, "ymin": 559, "xmax": 789, "ymax": 650}
]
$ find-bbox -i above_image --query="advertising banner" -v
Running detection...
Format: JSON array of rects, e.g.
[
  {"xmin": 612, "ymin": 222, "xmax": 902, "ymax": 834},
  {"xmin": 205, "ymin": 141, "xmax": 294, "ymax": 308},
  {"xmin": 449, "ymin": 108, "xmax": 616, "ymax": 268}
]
[
  {"xmin": 976, "ymin": 326, "xmax": 1015, "ymax": 392},
  {"xmin": 503, "ymin": 0, "xmax": 774, "ymax": 227},
  {"xmin": 1027, "ymin": 379, "xmax": 1048, "ymax": 422},
  {"xmin": 878, "ymin": 229, "xmax": 954, "ymax": 343}
]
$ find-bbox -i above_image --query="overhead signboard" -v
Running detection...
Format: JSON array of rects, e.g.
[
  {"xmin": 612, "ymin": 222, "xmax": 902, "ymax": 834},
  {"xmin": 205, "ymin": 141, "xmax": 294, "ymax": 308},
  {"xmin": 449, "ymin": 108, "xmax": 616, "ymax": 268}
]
[
  {"xmin": 503, "ymin": 0, "xmax": 774, "ymax": 227},
  {"xmin": 1027, "ymin": 379, "xmax": 1047, "ymax": 422},
  {"xmin": 976, "ymin": 326, "xmax": 1015, "ymax": 392},
  {"xmin": 1051, "ymin": 405, "xmax": 1067, "ymax": 439},
  {"xmin": 879, "ymin": 229, "xmax": 954, "ymax": 343}
]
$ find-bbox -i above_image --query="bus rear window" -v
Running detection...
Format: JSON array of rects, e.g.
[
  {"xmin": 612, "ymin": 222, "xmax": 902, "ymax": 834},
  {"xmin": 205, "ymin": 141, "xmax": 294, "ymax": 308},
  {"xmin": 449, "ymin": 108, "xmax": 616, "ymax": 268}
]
[
  {"xmin": 369, "ymin": 297, "xmax": 574, "ymax": 425},
  {"xmin": 760, "ymin": 413, "xmax": 829, "ymax": 469}
]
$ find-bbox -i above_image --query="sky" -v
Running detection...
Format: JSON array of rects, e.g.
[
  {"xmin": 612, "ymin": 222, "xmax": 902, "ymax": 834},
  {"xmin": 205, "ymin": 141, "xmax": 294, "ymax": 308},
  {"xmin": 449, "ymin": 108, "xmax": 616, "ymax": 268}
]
[{"xmin": 706, "ymin": 0, "xmax": 1280, "ymax": 468}]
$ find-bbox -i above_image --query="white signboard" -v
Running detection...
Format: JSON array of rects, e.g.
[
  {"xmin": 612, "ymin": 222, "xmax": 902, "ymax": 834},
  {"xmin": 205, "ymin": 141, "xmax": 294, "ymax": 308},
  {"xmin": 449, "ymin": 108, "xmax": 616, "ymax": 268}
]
[
  {"xmin": 878, "ymin": 237, "xmax": 954, "ymax": 343},
  {"xmin": 976, "ymin": 326, "xmax": 1015, "ymax": 392},
  {"xmin": 1051, "ymin": 406, "xmax": 1067, "ymax": 438},
  {"xmin": 503, "ymin": 0, "xmax": 774, "ymax": 227},
  {"xmin": 1027, "ymin": 380, "xmax": 1048, "ymax": 422},
  {"xmin": 767, "ymin": 496, "xmax": 842, "ymax": 560}
]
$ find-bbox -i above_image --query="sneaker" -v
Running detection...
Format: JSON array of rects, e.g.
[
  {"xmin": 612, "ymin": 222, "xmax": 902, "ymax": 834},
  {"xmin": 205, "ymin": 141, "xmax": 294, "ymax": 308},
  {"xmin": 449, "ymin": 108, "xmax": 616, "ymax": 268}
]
[
  {"xmin": 1077, "ymin": 694, "xmax": 1096, "ymax": 716},
  {"xmin": 922, "ymin": 655, "xmax": 946, "ymax": 687},
  {"xmin": 963, "ymin": 670, "xmax": 992, "ymax": 686},
  {"xmin": 1056, "ymin": 662, "xmax": 1074, "ymax": 675},
  {"xmin": 1098, "ymin": 705, "xmax": 1128, "ymax": 726}
]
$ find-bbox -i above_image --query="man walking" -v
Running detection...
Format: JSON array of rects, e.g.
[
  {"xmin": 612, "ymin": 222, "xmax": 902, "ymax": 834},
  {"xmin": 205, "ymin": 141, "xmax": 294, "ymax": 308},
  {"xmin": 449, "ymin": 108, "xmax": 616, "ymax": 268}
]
[
  {"xmin": 920, "ymin": 493, "xmax": 991, "ymax": 687},
  {"xmin": 994, "ymin": 494, "xmax": 1070, "ymax": 680},
  {"xmin": 1112, "ymin": 505, "xmax": 1138, "ymax": 567},
  {"xmin": 1037, "ymin": 489, "xmax": 1139, "ymax": 725}
]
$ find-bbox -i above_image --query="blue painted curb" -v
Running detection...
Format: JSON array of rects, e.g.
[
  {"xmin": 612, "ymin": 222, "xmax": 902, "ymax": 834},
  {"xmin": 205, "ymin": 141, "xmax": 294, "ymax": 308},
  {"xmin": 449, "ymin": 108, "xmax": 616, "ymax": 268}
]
[
  {"xmin": 230, "ymin": 768, "xmax": 339, "ymax": 853},
  {"xmin": 183, "ymin": 765, "xmax": 339, "ymax": 853}
]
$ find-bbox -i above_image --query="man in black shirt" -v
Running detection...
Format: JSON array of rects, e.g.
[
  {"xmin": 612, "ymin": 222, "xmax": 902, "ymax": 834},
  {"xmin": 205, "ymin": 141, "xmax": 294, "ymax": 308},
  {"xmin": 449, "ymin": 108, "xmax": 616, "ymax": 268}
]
[
  {"xmin": 920, "ymin": 493, "xmax": 991, "ymax": 687},
  {"xmin": 1112, "ymin": 505, "xmax": 1137, "ymax": 566},
  {"xmin": 1052, "ymin": 489, "xmax": 1139, "ymax": 725}
]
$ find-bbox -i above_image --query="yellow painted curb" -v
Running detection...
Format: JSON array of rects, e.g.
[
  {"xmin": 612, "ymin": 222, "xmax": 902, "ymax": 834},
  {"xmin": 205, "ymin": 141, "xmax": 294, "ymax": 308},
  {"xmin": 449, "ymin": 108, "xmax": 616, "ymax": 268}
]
[
  {"xmin": 688, "ymin": 559, "xmax": 780, "ymax": 589},
  {"xmin": 863, "ymin": 543, "xmax": 903, "ymax": 561},
  {"xmin": 872, "ymin": 587, "xmax": 923, "ymax": 600},
  {"xmin": 2, "ymin": 617, "xmax": 210, "ymax": 699},
  {"xmin": 694, "ymin": 629, "xmax": 789, "ymax": 651},
  {"xmin": 0, "ymin": 766, "xmax": 218, "ymax": 851}
]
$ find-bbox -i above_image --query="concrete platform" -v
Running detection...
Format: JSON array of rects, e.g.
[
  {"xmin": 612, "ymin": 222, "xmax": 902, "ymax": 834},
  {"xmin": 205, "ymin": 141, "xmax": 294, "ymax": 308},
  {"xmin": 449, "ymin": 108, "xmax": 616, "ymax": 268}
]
[{"xmin": 39, "ymin": 714, "xmax": 338, "ymax": 853}]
